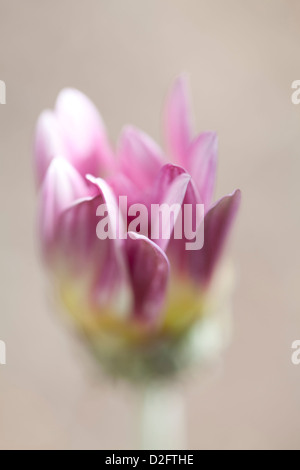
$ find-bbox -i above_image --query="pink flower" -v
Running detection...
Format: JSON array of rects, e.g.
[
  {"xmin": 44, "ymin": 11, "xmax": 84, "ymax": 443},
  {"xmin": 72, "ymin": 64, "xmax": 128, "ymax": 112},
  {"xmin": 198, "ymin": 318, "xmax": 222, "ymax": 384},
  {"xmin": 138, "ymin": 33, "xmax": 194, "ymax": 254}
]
[{"xmin": 35, "ymin": 77, "xmax": 240, "ymax": 380}]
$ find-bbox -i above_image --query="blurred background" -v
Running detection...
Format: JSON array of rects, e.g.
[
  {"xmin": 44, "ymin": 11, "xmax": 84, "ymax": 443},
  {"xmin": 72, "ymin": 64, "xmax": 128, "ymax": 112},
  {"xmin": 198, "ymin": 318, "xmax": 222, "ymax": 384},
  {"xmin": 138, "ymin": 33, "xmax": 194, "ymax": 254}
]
[{"xmin": 0, "ymin": 0, "xmax": 300, "ymax": 449}]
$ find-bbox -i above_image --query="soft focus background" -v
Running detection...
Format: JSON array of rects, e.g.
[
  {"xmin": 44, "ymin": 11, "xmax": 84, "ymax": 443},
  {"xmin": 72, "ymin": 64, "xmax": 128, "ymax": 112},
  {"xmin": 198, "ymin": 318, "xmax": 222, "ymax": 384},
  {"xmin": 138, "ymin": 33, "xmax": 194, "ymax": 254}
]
[{"xmin": 0, "ymin": 0, "xmax": 300, "ymax": 450}]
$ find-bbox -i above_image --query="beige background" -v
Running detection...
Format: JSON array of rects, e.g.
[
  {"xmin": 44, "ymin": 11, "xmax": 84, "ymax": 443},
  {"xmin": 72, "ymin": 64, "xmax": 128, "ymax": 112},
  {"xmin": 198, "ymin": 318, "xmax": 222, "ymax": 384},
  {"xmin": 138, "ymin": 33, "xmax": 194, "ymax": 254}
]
[{"xmin": 0, "ymin": 0, "xmax": 300, "ymax": 449}]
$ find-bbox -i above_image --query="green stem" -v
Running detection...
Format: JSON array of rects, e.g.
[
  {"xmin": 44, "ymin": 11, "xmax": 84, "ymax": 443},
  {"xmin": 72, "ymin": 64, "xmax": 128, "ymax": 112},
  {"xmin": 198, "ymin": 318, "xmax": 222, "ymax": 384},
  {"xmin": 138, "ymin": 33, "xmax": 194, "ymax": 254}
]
[{"xmin": 140, "ymin": 384, "xmax": 186, "ymax": 450}]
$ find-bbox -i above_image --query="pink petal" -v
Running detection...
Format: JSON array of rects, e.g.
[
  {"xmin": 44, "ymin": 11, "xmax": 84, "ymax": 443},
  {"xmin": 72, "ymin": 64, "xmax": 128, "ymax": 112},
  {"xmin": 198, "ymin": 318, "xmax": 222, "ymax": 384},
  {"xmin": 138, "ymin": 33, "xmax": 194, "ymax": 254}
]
[
  {"xmin": 154, "ymin": 164, "xmax": 204, "ymax": 268},
  {"xmin": 153, "ymin": 163, "xmax": 187, "ymax": 199},
  {"xmin": 86, "ymin": 174, "xmax": 125, "ymax": 241},
  {"xmin": 57, "ymin": 192, "xmax": 129, "ymax": 310},
  {"xmin": 52, "ymin": 174, "xmax": 131, "ymax": 312},
  {"xmin": 55, "ymin": 88, "xmax": 114, "ymax": 178},
  {"xmin": 188, "ymin": 189, "xmax": 241, "ymax": 286},
  {"xmin": 56, "ymin": 194, "xmax": 103, "ymax": 271},
  {"xmin": 118, "ymin": 125, "xmax": 164, "ymax": 191},
  {"xmin": 86, "ymin": 174, "xmax": 133, "ymax": 307},
  {"xmin": 39, "ymin": 158, "xmax": 90, "ymax": 255},
  {"xmin": 108, "ymin": 172, "xmax": 137, "ymax": 203},
  {"xmin": 188, "ymin": 132, "xmax": 218, "ymax": 209},
  {"xmin": 125, "ymin": 232, "xmax": 170, "ymax": 323},
  {"xmin": 164, "ymin": 75, "xmax": 193, "ymax": 165},
  {"xmin": 34, "ymin": 110, "xmax": 66, "ymax": 185},
  {"xmin": 152, "ymin": 164, "xmax": 192, "ymax": 252}
]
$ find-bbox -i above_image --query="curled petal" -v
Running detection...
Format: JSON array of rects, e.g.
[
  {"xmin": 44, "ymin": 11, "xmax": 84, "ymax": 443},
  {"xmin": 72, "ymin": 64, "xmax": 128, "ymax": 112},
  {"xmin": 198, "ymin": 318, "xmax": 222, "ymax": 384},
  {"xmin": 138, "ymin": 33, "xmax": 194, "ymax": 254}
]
[
  {"xmin": 164, "ymin": 75, "xmax": 193, "ymax": 165},
  {"xmin": 57, "ymin": 194, "xmax": 104, "ymax": 272},
  {"xmin": 118, "ymin": 125, "xmax": 164, "ymax": 190},
  {"xmin": 189, "ymin": 189, "xmax": 241, "ymax": 286},
  {"xmin": 85, "ymin": 174, "xmax": 132, "ymax": 309},
  {"xmin": 188, "ymin": 132, "xmax": 218, "ymax": 209},
  {"xmin": 153, "ymin": 163, "xmax": 187, "ymax": 200},
  {"xmin": 151, "ymin": 164, "xmax": 191, "ymax": 251},
  {"xmin": 57, "ymin": 193, "xmax": 130, "ymax": 311},
  {"xmin": 86, "ymin": 174, "xmax": 125, "ymax": 241},
  {"xmin": 39, "ymin": 158, "xmax": 90, "ymax": 256},
  {"xmin": 125, "ymin": 233, "xmax": 170, "ymax": 322},
  {"xmin": 158, "ymin": 166, "xmax": 203, "ymax": 269}
]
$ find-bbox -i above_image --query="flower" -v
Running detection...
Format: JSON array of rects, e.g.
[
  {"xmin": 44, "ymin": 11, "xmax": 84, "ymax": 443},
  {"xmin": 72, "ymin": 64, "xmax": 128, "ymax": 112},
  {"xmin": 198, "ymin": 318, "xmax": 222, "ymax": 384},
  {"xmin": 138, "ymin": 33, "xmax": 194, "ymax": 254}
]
[{"xmin": 35, "ymin": 77, "xmax": 241, "ymax": 381}]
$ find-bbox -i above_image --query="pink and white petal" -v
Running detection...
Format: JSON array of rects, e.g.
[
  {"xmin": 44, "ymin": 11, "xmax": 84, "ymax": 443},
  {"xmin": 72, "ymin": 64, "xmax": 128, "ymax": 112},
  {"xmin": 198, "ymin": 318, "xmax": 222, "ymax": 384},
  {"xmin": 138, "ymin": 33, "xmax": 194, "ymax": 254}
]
[
  {"xmin": 85, "ymin": 174, "xmax": 130, "ymax": 305},
  {"xmin": 58, "ymin": 193, "xmax": 130, "ymax": 311},
  {"xmin": 39, "ymin": 158, "xmax": 90, "ymax": 256},
  {"xmin": 118, "ymin": 126, "xmax": 164, "ymax": 190},
  {"xmin": 154, "ymin": 164, "xmax": 205, "ymax": 270},
  {"xmin": 56, "ymin": 194, "xmax": 104, "ymax": 271},
  {"xmin": 153, "ymin": 163, "xmax": 186, "ymax": 200},
  {"xmin": 86, "ymin": 174, "xmax": 125, "ymax": 241},
  {"xmin": 152, "ymin": 164, "xmax": 192, "ymax": 252},
  {"xmin": 188, "ymin": 189, "xmax": 241, "ymax": 286},
  {"xmin": 164, "ymin": 75, "xmax": 193, "ymax": 166},
  {"xmin": 108, "ymin": 172, "xmax": 138, "ymax": 203},
  {"xmin": 125, "ymin": 232, "xmax": 170, "ymax": 323},
  {"xmin": 55, "ymin": 88, "xmax": 114, "ymax": 178},
  {"xmin": 188, "ymin": 132, "xmax": 218, "ymax": 209},
  {"xmin": 34, "ymin": 110, "xmax": 66, "ymax": 186}
]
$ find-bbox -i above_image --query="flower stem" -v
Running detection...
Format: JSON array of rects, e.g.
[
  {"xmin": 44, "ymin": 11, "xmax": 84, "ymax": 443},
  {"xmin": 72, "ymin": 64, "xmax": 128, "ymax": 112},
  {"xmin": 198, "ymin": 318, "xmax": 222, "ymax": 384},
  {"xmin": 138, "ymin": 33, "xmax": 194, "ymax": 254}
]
[{"xmin": 140, "ymin": 384, "xmax": 186, "ymax": 450}]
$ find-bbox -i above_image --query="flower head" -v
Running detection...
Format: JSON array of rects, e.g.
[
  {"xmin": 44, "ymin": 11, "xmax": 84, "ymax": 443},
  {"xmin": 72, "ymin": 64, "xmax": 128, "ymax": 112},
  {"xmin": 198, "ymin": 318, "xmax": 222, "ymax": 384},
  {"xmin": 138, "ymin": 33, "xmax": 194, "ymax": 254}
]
[{"xmin": 35, "ymin": 77, "xmax": 240, "ymax": 381}]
